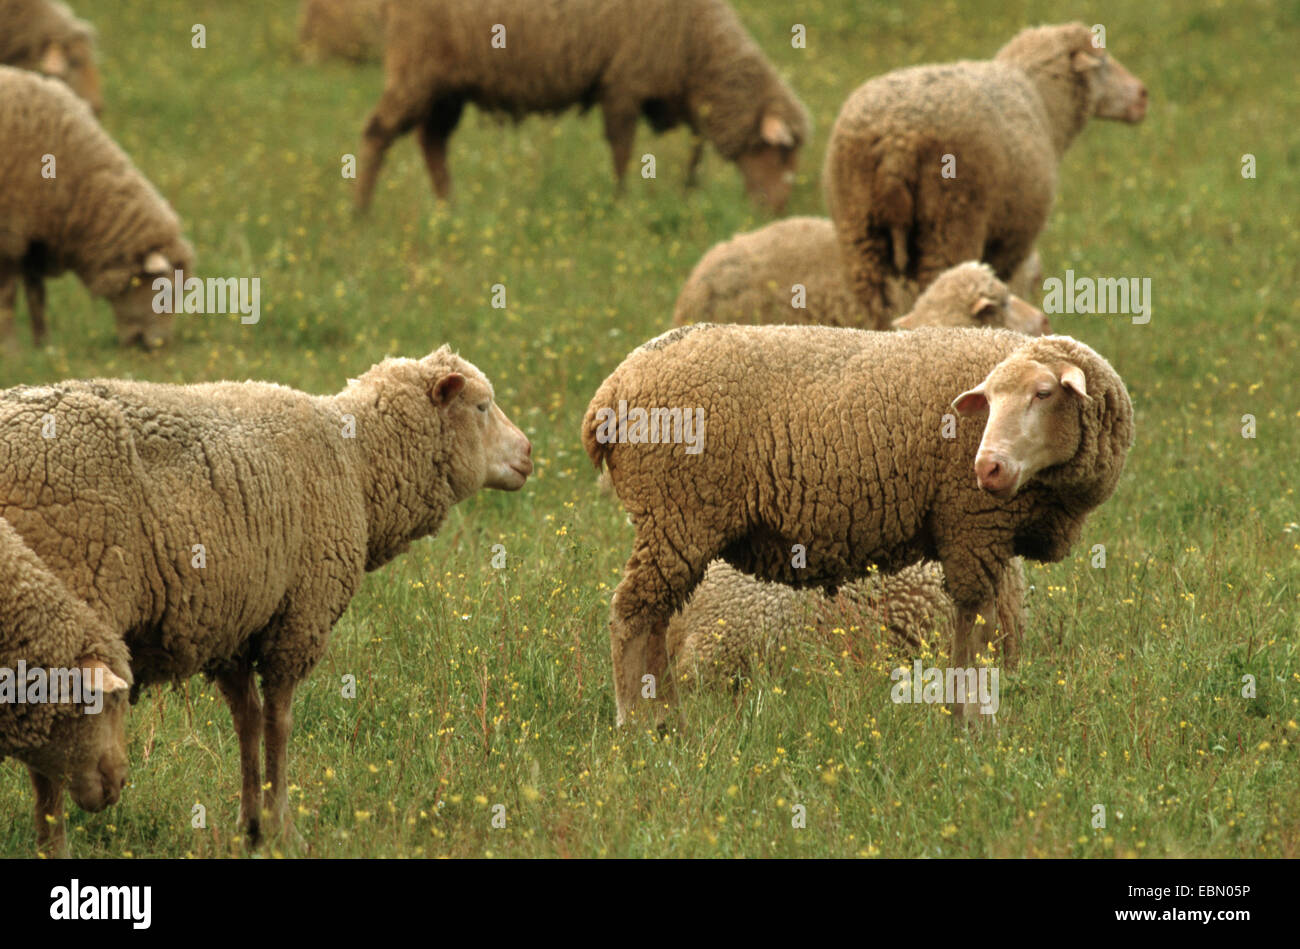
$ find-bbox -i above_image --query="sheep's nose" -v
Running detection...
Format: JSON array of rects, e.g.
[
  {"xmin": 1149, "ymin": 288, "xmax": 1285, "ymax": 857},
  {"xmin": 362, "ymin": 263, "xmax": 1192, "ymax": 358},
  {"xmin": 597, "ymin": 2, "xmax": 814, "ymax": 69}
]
[{"xmin": 975, "ymin": 454, "xmax": 1016, "ymax": 494}]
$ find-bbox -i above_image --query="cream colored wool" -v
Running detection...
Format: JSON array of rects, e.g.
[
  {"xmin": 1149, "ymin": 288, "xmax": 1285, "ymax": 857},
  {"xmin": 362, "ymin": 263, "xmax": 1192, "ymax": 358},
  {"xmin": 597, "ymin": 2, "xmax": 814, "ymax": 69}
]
[
  {"xmin": 357, "ymin": 0, "xmax": 810, "ymax": 211},
  {"xmin": 825, "ymin": 23, "xmax": 1145, "ymax": 320},
  {"xmin": 0, "ymin": 67, "xmax": 194, "ymax": 348},
  {"xmin": 0, "ymin": 346, "xmax": 531, "ymax": 843},
  {"xmin": 584, "ymin": 326, "xmax": 1133, "ymax": 723},
  {"xmin": 673, "ymin": 218, "xmax": 1045, "ymax": 330}
]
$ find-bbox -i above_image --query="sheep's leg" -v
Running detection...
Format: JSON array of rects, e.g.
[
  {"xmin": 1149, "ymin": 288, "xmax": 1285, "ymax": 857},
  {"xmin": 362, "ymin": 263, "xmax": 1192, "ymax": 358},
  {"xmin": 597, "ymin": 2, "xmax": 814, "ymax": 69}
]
[
  {"xmin": 23, "ymin": 273, "xmax": 47, "ymax": 345},
  {"xmin": 0, "ymin": 268, "xmax": 17, "ymax": 352},
  {"xmin": 416, "ymin": 97, "xmax": 464, "ymax": 201},
  {"xmin": 356, "ymin": 85, "xmax": 426, "ymax": 212},
  {"xmin": 215, "ymin": 663, "xmax": 264, "ymax": 843},
  {"xmin": 839, "ymin": 230, "xmax": 896, "ymax": 329},
  {"xmin": 260, "ymin": 677, "xmax": 299, "ymax": 841},
  {"xmin": 912, "ymin": 219, "xmax": 987, "ymax": 292},
  {"xmin": 610, "ymin": 541, "xmax": 699, "ymax": 727},
  {"xmin": 29, "ymin": 768, "xmax": 67, "ymax": 857},
  {"xmin": 950, "ymin": 598, "xmax": 999, "ymax": 724},
  {"xmin": 684, "ymin": 137, "xmax": 705, "ymax": 189},
  {"xmin": 601, "ymin": 101, "xmax": 638, "ymax": 193}
]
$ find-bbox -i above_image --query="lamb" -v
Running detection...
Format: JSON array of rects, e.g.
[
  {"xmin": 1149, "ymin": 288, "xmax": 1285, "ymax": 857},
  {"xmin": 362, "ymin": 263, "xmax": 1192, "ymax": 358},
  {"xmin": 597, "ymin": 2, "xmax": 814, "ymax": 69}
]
[
  {"xmin": 0, "ymin": 516, "xmax": 131, "ymax": 857},
  {"xmin": 298, "ymin": 0, "xmax": 385, "ymax": 63},
  {"xmin": 824, "ymin": 22, "xmax": 1146, "ymax": 317},
  {"xmin": 0, "ymin": 0, "xmax": 101, "ymax": 113},
  {"xmin": 0, "ymin": 346, "xmax": 533, "ymax": 845},
  {"xmin": 672, "ymin": 218, "xmax": 1049, "ymax": 333},
  {"xmin": 0, "ymin": 67, "xmax": 195, "ymax": 349},
  {"xmin": 667, "ymin": 559, "xmax": 1026, "ymax": 684},
  {"xmin": 356, "ymin": 0, "xmax": 810, "ymax": 213},
  {"xmin": 582, "ymin": 326, "xmax": 1133, "ymax": 724}
]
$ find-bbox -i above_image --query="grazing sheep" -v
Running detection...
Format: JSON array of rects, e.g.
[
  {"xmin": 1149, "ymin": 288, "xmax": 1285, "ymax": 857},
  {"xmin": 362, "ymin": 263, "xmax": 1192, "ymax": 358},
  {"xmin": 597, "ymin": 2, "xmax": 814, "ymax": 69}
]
[
  {"xmin": 672, "ymin": 217, "xmax": 1048, "ymax": 332},
  {"xmin": 0, "ymin": 0, "xmax": 101, "ymax": 113},
  {"xmin": 356, "ymin": 0, "xmax": 810, "ymax": 212},
  {"xmin": 582, "ymin": 326, "xmax": 1133, "ymax": 724},
  {"xmin": 0, "ymin": 517, "xmax": 131, "ymax": 857},
  {"xmin": 0, "ymin": 67, "xmax": 195, "ymax": 349},
  {"xmin": 0, "ymin": 346, "xmax": 533, "ymax": 844},
  {"xmin": 298, "ymin": 0, "xmax": 385, "ymax": 63},
  {"xmin": 667, "ymin": 559, "xmax": 1026, "ymax": 684},
  {"xmin": 825, "ymin": 22, "xmax": 1146, "ymax": 317}
]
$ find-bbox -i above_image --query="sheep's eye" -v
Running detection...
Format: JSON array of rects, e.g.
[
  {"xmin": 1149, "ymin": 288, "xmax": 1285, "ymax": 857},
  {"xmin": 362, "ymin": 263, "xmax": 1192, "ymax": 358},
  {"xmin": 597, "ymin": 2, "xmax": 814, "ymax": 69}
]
[
  {"xmin": 477, "ymin": 402, "xmax": 490, "ymax": 413},
  {"xmin": 1035, "ymin": 389, "xmax": 1052, "ymax": 400}
]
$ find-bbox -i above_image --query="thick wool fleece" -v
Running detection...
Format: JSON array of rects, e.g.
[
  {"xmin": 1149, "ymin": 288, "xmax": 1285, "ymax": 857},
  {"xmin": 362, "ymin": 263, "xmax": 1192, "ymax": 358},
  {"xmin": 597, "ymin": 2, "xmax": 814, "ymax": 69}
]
[
  {"xmin": 825, "ymin": 23, "xmax": 1131, "ymax": 313},
  {"xmin": 0, "ymin": 68, "xmax": 193, "ymax": 303},
  {"xmin": 584, "ymin": 325, "xmax": 1132, "ymax": 717},
  {"xmin": 673, "ymin": 218, "xmax": 1043, "ymax": 330},
  {"xmin": 667, "ymin": 558, "xmax": 1028, "ymax": 684},
  {"xmin": 0, "ymin": 517, "xmax": 131, "ymax": 757},
  {"xmin": 298, "ymin": 0, "xmax": 385, "ymax": 63},
  {"xmin": 0, "ymin": 347, "xmax": 493, "ymax": 691}
]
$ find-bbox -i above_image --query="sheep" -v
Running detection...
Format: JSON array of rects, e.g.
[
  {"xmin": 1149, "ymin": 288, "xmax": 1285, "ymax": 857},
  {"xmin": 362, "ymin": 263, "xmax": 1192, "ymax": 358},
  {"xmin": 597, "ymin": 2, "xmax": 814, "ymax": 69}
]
[
  {"xmin": 824, "ymin": 22, "xmax": 1146, "ymax": 317},
  {"xmin": 582, "ymin": 326, "xmax": 1133, "ymax": 724},
  {"xmin": 673, "ymin": 217, "xmax": 1049, "ymax": 332},
  {"xmin": 0, "ymin": 67, "xmax": 195, "ymax": 350},
  {"xmin": 356, "ymin": 0, "xmax": 810, "ymax": 213},
  {"xmin": 0, "ymin": 0, "xmax": 101, "ymax": 113},
  {"xmin": 0, "ymin": 346, "xmax": 533, "ymax": 844},
  {"xmin": 667, "ymin": 559, "xmax": 1026, "ymax": 685},
  {"xmin": 298, "ymin": 0, "xmax": 385, "ymax": 63},
  {"xmin": 0, "ymin": 516, "xmax": 132, "ymax": 857}
]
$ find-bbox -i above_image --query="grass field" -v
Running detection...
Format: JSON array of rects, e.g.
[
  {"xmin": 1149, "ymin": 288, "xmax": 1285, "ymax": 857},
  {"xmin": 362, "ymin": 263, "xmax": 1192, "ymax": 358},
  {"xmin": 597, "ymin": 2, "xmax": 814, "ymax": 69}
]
[{"xmin": 1, "ymin": 0, "xmax": 1297, "ymax": 858}]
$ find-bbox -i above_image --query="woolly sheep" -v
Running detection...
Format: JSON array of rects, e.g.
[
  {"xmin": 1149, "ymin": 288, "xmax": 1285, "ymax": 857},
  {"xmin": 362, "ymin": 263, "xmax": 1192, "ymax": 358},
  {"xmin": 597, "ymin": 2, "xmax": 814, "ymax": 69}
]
[
  {"xmin": 298, "ymin": 0, "xmax": 385, "ymax": 63},
  {"xmin": 356, "ymin": 0, "xmax": 810, "ymax": 212},
  {"xmin": 672, "ymin": 218, "xmax": 1049, "ymax": 333},
  {"xmin": 0, "ymin": 346, "xmax": 533, "ymax": 844},
  {"xmin": 0, "ymin": 0, "xmax": 101, "ymax": 113},
  {"xmin": 667, "ymin": 559, "xmax": 1026, "ymax": 684},
  {"xmin": 0, "ymin": 67, "xmax": 195, "ymax": 349},
  {"xmin": 582, "ymin": 326, "xmax": 1133, "ymax": 724},
  {"xmin": 825, "ymin": 23, "xmax": 1146, "ymax": 317},
  {"xmin": 0, "ymin": 516, "xmax": 131, "ymax": 857}
]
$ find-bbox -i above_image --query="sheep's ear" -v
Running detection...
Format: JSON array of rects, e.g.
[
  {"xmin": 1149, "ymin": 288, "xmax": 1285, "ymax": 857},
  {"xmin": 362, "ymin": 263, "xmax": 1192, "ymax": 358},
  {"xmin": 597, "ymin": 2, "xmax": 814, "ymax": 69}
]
[
  {"xmin": 431, "ymin": 372, "xmax": 466, "ymax": 407},
  {"xmin": 40, "ymin": 42, "xmax": 69, "ymax": 76},
  {"xmin": 1058, "ymin": 364, "xmax": 1090, "ymax": 400},
  {"xmin": 78, "ymin": 658, "xmax": 130, "ymax": 693},
  {"xmin": 952, "ymin": 385, "xmax": 989, "ymax": 416},
  {"xmin": 1071, "ymin": 49, "xmax": 1103, "ymax": 72},
  {"xmin": 969, "ymin": 295, "xmax": 999, "ymax": 321},
  {"xmin": 142, "ymin": 252, "xmax": 171, "ymax": 276},
  {"xmin": 760, "ymin": 112, "xmax": 795, "ymax": 148}
]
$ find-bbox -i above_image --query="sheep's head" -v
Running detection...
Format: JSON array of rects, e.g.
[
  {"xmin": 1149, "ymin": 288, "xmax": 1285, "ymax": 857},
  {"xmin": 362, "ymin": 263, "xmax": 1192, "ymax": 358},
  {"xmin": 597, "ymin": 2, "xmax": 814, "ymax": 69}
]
[
  {"xmin": 15, "ymin": 659, "xmax": 131, "ymax": 813},
  {"xmin": 39, "ymin": 32, "xmax": 102, "ymax": 115},
  {"xmin": 351, "ymin": 349, "xmax": 533, "ymax": 506},
  {"xmin": 951, "ymin": 351, "xmax": 1090, "ymax": 499},
  {"xmin": 108, "ymin": 248, "xmax": 191, "ymax": 349},
  {"xmin": 894, "ymin": 262, "xmax": 1050, "ymax": 335},
  {"xmin": 735, "ymin": 109, "xmax": 803, "ymax": 213}
]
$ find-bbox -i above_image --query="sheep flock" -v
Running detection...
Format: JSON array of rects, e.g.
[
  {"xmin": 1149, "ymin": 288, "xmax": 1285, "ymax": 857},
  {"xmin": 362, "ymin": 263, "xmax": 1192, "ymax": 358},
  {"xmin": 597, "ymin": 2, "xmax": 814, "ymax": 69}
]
[{"xmin": 0, "ymin": 0, "xmax": 1291, "ymax": 867}]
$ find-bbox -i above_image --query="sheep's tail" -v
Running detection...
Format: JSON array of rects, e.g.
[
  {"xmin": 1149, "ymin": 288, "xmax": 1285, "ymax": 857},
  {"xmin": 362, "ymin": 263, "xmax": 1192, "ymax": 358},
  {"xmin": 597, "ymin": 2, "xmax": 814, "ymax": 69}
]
[
  {"xmin": 872, "ymin": 143, "xmax": 916, "ymax": 272},
  {"xmin": 581, "ymin": 385, "xmax": 615, "ymax": 473}
]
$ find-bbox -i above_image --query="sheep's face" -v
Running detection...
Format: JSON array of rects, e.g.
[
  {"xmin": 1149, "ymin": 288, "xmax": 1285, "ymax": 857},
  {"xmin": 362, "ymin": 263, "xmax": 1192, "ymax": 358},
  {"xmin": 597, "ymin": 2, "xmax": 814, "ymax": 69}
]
[
  {"xmin": 736, "ymin": 112, "xmax": 800, "ymax": 212},
  {"xmin": 895, "ymin": 264, "xmax": 1050, "ymax": 335},
  {"xmin": 1073, "ymin": 45, "xmax": 1147, "ymax": 124},
  {"xmin": 423, "ymin": 356, "xmax": 533, "ymax": 500},
  {"xmin": 16, "ymin": 659, "xmax": 130, "ymax": 813},
  {"xmin": 109, "ymin": 253, "xmax": 184, "ymax": 349},
  {"xmin": 39, "ymin": 37, "xmax": 102, "ymax": 115},
  {"xmin": 952, "ymin": 357, "xmax": 1088, "ymax": 499}
]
